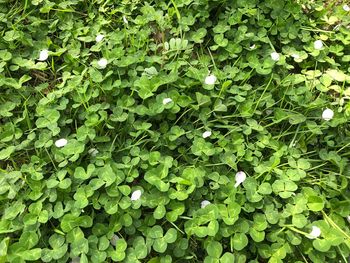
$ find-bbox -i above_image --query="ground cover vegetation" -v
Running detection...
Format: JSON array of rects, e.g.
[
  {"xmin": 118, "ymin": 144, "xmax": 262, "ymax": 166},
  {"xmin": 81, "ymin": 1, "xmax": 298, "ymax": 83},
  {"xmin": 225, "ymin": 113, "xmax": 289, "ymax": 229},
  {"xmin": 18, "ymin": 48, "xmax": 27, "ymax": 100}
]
[{"xmin": 1, "ymin": 0, "xmax": 350, "ymax": 262}]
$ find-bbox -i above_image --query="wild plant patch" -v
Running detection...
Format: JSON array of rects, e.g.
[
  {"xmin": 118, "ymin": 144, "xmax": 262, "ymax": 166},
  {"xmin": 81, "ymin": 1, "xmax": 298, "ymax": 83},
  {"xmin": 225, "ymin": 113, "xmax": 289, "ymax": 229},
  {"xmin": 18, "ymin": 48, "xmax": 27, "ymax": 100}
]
[{"xmin": 1, "ymin": 0, "xmax": 350, "ymax": 262}]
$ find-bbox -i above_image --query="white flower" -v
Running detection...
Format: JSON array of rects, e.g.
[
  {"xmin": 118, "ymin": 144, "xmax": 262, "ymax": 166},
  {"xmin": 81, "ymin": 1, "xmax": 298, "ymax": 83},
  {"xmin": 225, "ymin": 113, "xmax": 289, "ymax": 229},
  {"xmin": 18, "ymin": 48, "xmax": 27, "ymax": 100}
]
[
  {"xmin": 322, "ymin": 108, "xmax": 334, "ymax": 121},
  {"xmin": 346, "ymin": 215, "xmax": 350, "ymax": 223},
  {"xmin": 123, "ymin": 15, "xmax": 128, "ymax": 24},
  {"xmin": 291, "ymin": 53, "xmax": 300, "ymax": 59},
  {"xmin": 131, "ymin": 190, "xmax": 142, "ymax": 201},
  {"xmin": 201, "ymin": 200, "xmax": 211, "ymax": 208},
  {"xmin": 38, "ymin": 49, "xmax": 49, "ymax": 61},
  {"xmin": 270, "ymin": 52, "xmax": 280, "ymax": 61},
  {"xmin": 234, "ymin": 171, "xmax": 246, "ymax": 188},
  {"xmin": 88, "ymin": 148, "xmax": 99, "ymax": 157},
  {"xmin": 95, "ymin": 34, "xmax": 104, "ymax": 43},
  {"xmin": 205, "ymin": 74, "xmax": 217, "ymax": 85},
  {"xmin": 250, "ymin": 44, "xmax": 256, "ymax": 49},
  {"xmin": 202, "ymin": 130, "xmax": 212, "ymax": 138},
  {"xmin": 343, "ymin": 4, "xmax": 350, "ymax": 11},
  {"xmin": 110, "ymin": 234, "xmax": 119, "ymax": 246},
  {"xmin": 162, "ymin": 98, "xmax": 172, "ymax": 105},
  {"xmin": 55, "ymin": 138, "xmax": 68, "ymax": 148},
  {"xmin": 308, "ymin": 226, "xmax": 321, "ymax": 239},
  {"xmin": 314, "ymin": 40, "xmax": 323, "ymax": 50},
  {"xmin": 97, "ymin": 58, "xmax": 108, "ymax": 69}
]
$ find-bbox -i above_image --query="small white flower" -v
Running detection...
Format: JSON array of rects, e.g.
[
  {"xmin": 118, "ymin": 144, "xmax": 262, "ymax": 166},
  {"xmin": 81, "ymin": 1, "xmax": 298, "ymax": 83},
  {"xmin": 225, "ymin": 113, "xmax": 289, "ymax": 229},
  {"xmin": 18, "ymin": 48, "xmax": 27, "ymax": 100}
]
[
  {"xmin": 204, "ymin": 74, "xmax": 217, "ymax": 85},
  {"xmin": 38, "ymin": 49, "xmax": 49, "ymax": 61},
  {"xmin": 250, "ymin": 44, "xmax": 256, "ymax": 49},
  {"xmin": 270, "ymin": 52, "xmax": 280, "ymax": 61},
  {"xmin": 55, "ymin": 138, "xmax": 68, "ymax": 148},
  {"xmin": 110, "ymin": 234, "xmax": 120, "ymax": 246},
  {"xmin": 291, "ymin": 53, "xmax": 300, "ymax": 59},
  {"xmin": 162, "ymin": 98, "xmax": 172, "ymax": 105},
  {"xmin": 314, "ymin": 40, "xmax": 323, "ymax": 50},
  {"xmin": 123, "ymin": 15, "xmax": 128, "ymax": 24},
  {"xmin": 201, "ymin": 200, "xmax": 211, "ymax": 208},
  {"xmin": 343, "ymin": 4, "xmax": 350, "ymax": 11},
  {"xmin": 308, "ymin": 226, "xmax": 321, "ymax": 239},
  {"xmin": 202, "ymin": 130, "xmax": 212, "ymax": 138},
  {"xmin": 97, "ymin": 58, "xmax": 108, "ymax": 69},
  {"xmin": 346, "ymin": 215, "xmax": 350, "ymax": 223},
  {"xmin": 131, "ymin": 189, "xmax": 142, "ymax": 201},
  {"xmin": 322, "ymin": 108, "xmax": 334, "ymax": 121},
  {"xmin": 88, "ymin": 148, "xmax": 99, "ymax": 157},
  {"xmin": 95, "ymin": 34, "xmax": 105, "ymax": 43},
  {"xmin": 234, "ymin": 171, "xmax": 246, "ymax": 188}
]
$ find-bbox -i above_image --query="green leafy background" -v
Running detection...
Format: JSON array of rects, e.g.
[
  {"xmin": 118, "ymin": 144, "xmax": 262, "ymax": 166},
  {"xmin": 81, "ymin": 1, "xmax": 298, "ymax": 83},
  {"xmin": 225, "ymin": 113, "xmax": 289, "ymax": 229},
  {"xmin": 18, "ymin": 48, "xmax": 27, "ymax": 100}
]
[{"xmin": 1, "ymin": 0, "xmax": 350, "ymax": 262}]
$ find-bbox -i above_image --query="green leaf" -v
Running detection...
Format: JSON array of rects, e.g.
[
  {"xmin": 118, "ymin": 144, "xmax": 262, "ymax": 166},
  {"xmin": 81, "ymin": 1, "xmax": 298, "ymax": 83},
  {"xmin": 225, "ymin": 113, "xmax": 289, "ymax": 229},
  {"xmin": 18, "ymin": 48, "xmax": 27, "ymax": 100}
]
[
  {"xmin": 133, "ymin": 237, "xmax": 147, "ymax": 259},
  {"xmin": 220, "ymin": 252, "xmax": 235, "ymax": 263},
  {"xmin": 0, "ymin": 237, "xmax": 9, "ymax": 262},
  {"xmin": 80, "ymin": 254, "xmax": 89, "ymax": 263},
  {"xmin": 76, "ymin": 126, "xmax": 96, "ymax": 141},
  {"xmin": 272, "ymin": 180, "xmax": 298, "ymax": 198},
  {"xmin": 74, "ymin": 164, "xmax": 95, "ymax": 180},
  {"xmin": 326, "ymin": 69, "xmax": 348, "ymax": 82},
  {"xmin": 149, "ymin": 225, "xmax": 163, "ymax": 239},
  {"xmin": 307, "ymin": 196, "xmax": 324, "ymax": 212},
  {"xmin": 269, "ymin": 243, "xmax": 287, "ymax": 262},
  {"xmin": 218, "ymin": 203, "xmax": 241, "ymax": 225},
  {"xmin": 112, "ymin": 238, "xmax": 127, "ymax": 261},
  {"xmin": 18, "ymin": 248, "xmax": 42, "ymax": 260},
  {"xmin": 249, "ymin": 228, "xmax": 265, "ymax": 242},
  {"xmin": 313, "ymin": 239, "xmax": 331, "ymax": 252},
  {"xmin": 49, "ymin": 234, "xmax": 65, "ymax": 249},
  {"xmin": 35, "ymin": 109, "xmax": 60, "ymax": 129},
  {"xmin": 232, "ymin": 233, "xmax": 248, "ymax": 251},
  {"xmin": 164, "ymin": 228, "xmax": 177, "ymax": 243},
  {"xmin": 292, "ymin": 214, "xmax": 307, "ymax": 228},
  {"xmin": 288, "ymin": 113, "xmax": 306, "ymax": 125},
  {"xmin": 253, "ymin": 214, "xmax": 268, "ymax": 231},
  {"xmin": 4, "ymin": 200, "xmax": 25, "ymax": 220},
  {"xmin": 258, "ymin": 183, "xmax": 272, "ymax": 195},
  {"xmin": 144, "ymin": 165, "xmax": 169, "ymax": 192},
  {"xmin": 191, "ymin": 28, "xmax": 207, "ymax": 43},
  {"xmin": 98, "ymin": 236, "xmax": 110, "ymax": 251},
  {"xmin": 4, "ymin": 30, "xmax": 21, "ymax": 41},
  {"xmin": 181, "ymin": 167, "xmax": 205, "ymax": 186},
  {"xmin": 60, "ymin": 214, "xmax": 92, "ymax": 232},
  {"xmin": 0, "ymin": 50, "xmax": 12, "ymax": 61},
  {"xmin": 196, "ymin": 92, "xmax": 211, "ymax": 106},
  {"xmin": 153, "ymin": 238, "xmax": 168, "ymax": 253},
  {"xmin": 204, "ymin": 256, "xmax": 218, "ymax": 263},
  {"xmin": 207, "ymin": 241, "xmax": 222, "ymax": 258},
  {"xmin": 154, "ymin": 205, "xmax": 166, "ymax": 219},
  {"xmin": 68, "ymin": 227, "xmax": 89, "ymax": 255},
  {"xmin": 0, "ymin": 146, "xmax": 15, "ymax": 160},
  {"xmin": 19, "ymin": 231, "xmax": 38, "ymax": 249},
  {"xmin": 98, "ymin": 164, "xmax": 116, "ymax": 186}
]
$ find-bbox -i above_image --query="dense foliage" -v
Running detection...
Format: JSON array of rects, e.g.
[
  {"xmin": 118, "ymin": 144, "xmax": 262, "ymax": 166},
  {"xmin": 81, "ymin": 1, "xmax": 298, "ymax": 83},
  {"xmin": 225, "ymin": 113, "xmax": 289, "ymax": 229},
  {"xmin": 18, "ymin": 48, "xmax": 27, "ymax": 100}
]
[{"xmin": 1, "ymin": 0, "xmax": 350, "ymax": 262}]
